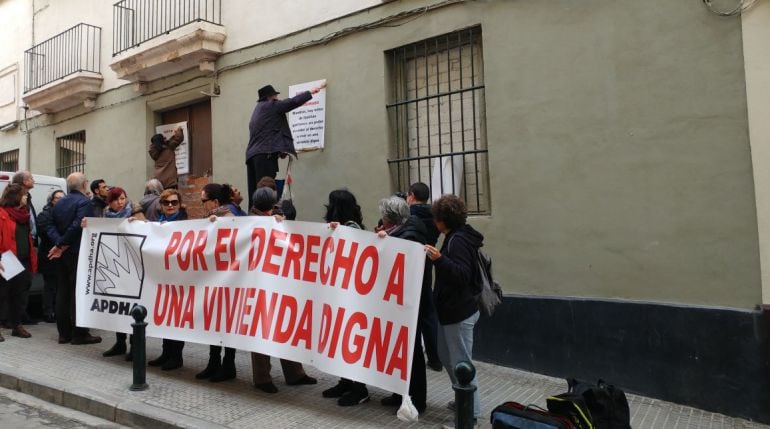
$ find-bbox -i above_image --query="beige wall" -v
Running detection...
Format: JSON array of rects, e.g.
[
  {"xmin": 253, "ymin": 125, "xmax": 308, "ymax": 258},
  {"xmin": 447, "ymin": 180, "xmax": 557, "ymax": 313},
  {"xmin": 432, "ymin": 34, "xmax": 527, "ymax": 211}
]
[
  {"xmin": 743, "ymin": 2, "xmax": 770, "ymax": 305},
  {"xmin": 0, "ymin": 0, "xmax": 762, "ymax": 309}
]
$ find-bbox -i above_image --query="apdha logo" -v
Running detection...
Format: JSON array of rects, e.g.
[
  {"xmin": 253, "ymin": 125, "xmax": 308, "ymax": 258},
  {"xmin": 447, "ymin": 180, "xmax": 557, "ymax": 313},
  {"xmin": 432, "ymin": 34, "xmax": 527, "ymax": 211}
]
[{"xmin": 92, "ymin": 233, "xmax": 147, "ymax": 299}]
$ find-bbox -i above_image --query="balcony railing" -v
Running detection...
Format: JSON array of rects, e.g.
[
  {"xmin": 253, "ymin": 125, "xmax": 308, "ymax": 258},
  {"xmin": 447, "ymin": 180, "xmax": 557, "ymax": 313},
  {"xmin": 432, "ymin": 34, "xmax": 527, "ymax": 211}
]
[
  {"xmin": 24, "ymin": 24, "xmax": 102, "ymax": 93},
  {"xmin": 113, "ymin": 0, "xmax": 222, "ymax": 56}
]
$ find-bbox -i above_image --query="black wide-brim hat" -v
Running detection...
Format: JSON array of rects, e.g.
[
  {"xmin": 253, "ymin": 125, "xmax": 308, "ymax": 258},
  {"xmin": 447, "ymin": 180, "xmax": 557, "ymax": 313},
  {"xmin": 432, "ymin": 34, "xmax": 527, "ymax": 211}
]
[{"xmin": 258, "ymin": 84, "xmax": 280, "ymax": 101}]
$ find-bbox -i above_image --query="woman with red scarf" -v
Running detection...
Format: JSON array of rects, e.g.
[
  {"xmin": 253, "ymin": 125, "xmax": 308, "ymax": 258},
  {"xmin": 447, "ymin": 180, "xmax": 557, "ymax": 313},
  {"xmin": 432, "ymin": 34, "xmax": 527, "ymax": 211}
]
[{"xmin": 0, "ymin": 184, "xmax": 37, "ymax": 341}]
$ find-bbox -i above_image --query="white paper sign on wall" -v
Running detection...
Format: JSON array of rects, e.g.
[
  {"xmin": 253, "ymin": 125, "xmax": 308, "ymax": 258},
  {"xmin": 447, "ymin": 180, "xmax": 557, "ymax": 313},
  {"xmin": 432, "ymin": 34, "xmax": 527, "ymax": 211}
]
[{"xmin": 288, "ymin": 79, "xmax": 326, "ymax": 152}]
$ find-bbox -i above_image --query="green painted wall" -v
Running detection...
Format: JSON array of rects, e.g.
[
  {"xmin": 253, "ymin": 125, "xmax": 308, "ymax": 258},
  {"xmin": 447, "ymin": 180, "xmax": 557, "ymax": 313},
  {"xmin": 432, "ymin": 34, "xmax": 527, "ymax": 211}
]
[{"xmin": 214, "ymin": 0, "xmax": 759, "ymax": 308}]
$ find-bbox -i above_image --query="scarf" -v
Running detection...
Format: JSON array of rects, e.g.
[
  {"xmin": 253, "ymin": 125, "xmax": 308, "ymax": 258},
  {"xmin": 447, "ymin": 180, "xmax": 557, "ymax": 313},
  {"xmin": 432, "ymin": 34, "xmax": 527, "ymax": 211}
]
[
  {"xmin": 207, "ymin": 206, "xmax": 232, "ymax": 217},
  {"xmin": 5, "ymin": 206, "xmax": 30, "ymax": 225},
  {"xmin": 159, "ymin": 211, "xmax": 181, "ymax": 222},
  {"xmin": 104, "ymin": 204, "xmax": 132, "ymax": 219}
]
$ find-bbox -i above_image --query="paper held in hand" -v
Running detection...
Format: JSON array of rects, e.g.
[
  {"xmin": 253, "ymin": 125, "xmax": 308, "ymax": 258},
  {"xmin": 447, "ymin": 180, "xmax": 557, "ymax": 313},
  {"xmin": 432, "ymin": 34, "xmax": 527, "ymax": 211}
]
[{"xmin": 0, "ymin": 250, "xmax": 24, "ymax": 281}]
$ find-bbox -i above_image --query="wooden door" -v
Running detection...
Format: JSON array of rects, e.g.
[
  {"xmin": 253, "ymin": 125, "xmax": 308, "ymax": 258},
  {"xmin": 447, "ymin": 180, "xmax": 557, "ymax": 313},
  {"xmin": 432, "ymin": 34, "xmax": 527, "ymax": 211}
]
[{"xmin": 160, "ymin": 99, "xmax": 212, "ymax": 177}]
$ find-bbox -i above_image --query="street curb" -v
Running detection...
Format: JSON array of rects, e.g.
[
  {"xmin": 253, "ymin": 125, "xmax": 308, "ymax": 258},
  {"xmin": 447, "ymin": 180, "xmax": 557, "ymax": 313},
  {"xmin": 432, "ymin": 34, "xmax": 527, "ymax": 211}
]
[{"xmin": 0, "ymin": 362, "xmax": 220, "ymax": 428}]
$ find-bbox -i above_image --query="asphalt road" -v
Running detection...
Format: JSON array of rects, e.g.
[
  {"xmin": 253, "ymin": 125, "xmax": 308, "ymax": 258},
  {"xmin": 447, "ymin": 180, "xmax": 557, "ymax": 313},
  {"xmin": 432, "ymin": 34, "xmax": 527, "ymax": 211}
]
[{"xmin": 0, "ymin": 386, "xmax": 125, "ymax": 429}]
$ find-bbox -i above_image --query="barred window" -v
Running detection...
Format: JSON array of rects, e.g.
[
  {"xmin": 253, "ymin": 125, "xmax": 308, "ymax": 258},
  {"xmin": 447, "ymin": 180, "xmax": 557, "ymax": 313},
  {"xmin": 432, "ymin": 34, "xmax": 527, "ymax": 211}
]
[
  {"xmin": 57, "ymin": 131, "xmax": 86, "ymax": 178},
  {"xmin": 0, "ymin": 149, "xmax": 19, "ymax": 172},
  {"xmin": 387, "ymin": 26, "xmax": 490, "ymax": 214}
]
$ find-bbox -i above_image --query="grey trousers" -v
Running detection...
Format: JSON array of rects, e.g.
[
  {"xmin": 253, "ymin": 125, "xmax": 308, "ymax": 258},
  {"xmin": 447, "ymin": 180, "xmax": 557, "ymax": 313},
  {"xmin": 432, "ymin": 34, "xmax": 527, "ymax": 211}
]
[{"xmin": 437, "ymin": 311, "xmax": 481, "ymax": 418}]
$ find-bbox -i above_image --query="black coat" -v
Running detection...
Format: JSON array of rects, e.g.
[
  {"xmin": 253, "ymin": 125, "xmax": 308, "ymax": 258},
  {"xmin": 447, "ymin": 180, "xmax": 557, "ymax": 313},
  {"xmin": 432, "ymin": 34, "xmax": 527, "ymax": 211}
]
[
  {"xmin": 433, "ymin": 224, "xmax": 484, "ymax": 325},
  {"xmin": 409, "ymin": 203, "xmax": 439, "ymax": 246},
  {"xmin": 246, "ymin": 91, "xmax": 313, "ymax": 160},
  {"xmin": 48, "ymin": 190, "xmax": 93, "ymax": 254},
  {"xmin": 35, "ymin": 205, "xmax": 55, "ymax": 275}
]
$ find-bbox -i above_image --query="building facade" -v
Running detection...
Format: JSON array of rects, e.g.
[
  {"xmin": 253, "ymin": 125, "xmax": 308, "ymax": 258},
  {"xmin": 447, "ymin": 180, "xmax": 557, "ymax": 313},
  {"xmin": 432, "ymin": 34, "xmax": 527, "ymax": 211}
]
[{"xmin": 0, "ymin": 0, "xmax": 768, "ymax": 422}]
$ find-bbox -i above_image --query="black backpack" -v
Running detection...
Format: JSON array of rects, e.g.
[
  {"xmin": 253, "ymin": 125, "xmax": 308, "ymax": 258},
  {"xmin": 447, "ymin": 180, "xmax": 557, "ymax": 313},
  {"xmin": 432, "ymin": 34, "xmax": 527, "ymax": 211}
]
[
  {"xmin": 476, "ymin": 248, "xmax": 503, "ymax": 317},
  {"xmin": 565, "ymin": 379, "xmax": 631, "ymax": 429}
]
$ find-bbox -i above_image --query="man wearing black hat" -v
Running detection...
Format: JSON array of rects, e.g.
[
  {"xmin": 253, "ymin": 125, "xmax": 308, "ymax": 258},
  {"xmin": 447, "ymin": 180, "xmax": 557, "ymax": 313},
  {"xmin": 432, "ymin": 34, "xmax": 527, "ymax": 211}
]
[{"xmin": 245, "ymin": 82, "xmax": 325, "ymax": 209}]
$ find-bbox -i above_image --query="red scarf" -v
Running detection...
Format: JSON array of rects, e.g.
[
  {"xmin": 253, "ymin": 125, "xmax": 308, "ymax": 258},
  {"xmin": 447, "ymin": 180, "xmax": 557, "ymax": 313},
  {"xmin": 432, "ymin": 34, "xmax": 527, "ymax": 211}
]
[{"xmin": 4, "ymin": 206, "xmax": 30, "ymax": 225}]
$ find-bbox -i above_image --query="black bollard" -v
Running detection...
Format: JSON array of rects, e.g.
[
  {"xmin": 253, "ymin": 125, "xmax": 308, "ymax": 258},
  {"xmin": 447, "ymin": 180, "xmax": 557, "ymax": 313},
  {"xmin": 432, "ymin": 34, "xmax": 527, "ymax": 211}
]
[
  {"xmin": 453, "ymin": 361, "xmax": 477, "ymax": 429},
  {"xmin": 129, "ymin": 305, "xmax": 148, "ymax": 391}
]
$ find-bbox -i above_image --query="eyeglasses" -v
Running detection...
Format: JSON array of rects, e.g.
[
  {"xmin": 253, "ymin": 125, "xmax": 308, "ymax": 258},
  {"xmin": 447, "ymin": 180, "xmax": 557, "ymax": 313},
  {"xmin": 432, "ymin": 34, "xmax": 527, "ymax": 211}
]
[{"xmin": 160, "ymin": 199, "xmax": 180, "ymax": 206}]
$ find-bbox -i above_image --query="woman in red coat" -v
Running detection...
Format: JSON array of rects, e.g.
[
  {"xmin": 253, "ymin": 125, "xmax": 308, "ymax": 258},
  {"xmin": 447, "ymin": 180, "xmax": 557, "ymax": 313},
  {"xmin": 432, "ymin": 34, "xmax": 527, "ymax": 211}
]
[{"xmin": 0, "ymin": 184, "xmax": 37, "ymax": 341}]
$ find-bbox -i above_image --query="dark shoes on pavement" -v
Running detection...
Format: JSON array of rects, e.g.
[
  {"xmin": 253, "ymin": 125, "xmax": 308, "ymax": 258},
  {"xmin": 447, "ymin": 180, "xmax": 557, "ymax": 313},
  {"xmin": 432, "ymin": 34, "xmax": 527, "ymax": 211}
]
[
  {"xmin": 148, "ymin": 353, "xmax": 168, "ymax": 367},
  {"xmin": 71, "ymin": 335, "xmax": 102, "ymax": 345},
  {"xmin": 381, "ymin": 393, "xmax": 426, "ymax": 414},
  {"xmin": 337, "ymin": 386, "xmax": 370, "ymax": 406},
  {"xmin": 322, "ymin": 379, "xmax": 352, "ymax": 398},
  {"xmin": 102, "ymin": 341, "xmax": 127, "ymax": 357},
  {"xmin": 58, "ymin": 337, "xmax": 71, "ymax": 344},
  {"xmin": 427, "ymin": 360, "xmax": 443, "ymax": 371},
  {"xmin": 209, "ymin": 360, "xmax": 236, "ymax": 382},
  {"xmin": 195, "ymin": 358, "xmax": 221, "ymax": 380},
  {"xmin": 161, "ymin": 358, "xmax": 183, "ymax": 371},
  {"xmin": 11, "ymin": 326, "xmax": 31, "ymax": 338},
  {"xmin": 286, "ymin": 375, "xmax": 317, "ymax": 386},
  {"xmin": 255, "ymin": 382, "xmax": 278, "ymax": 394}
]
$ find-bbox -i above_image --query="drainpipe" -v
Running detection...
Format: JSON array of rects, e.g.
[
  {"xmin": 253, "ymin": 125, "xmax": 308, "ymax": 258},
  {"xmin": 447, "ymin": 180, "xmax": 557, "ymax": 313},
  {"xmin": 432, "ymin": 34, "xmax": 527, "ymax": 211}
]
[{"xmin": 23, "ymin": 105, "xmax": 30, "ymax": 170}]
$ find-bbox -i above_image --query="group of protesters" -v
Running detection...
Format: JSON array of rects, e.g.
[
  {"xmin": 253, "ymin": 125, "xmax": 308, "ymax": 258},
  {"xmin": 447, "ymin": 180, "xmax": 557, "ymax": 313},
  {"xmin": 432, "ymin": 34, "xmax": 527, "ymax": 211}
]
[{"xmin": 0, "ymin": 81, "xmax": 486, "ymax": 427}]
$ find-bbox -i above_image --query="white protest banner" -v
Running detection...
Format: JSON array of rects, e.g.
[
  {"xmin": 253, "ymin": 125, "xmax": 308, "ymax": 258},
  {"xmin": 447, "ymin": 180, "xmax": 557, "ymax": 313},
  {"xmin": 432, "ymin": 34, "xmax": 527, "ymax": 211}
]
[
  {"xmin": 155, "ymin": 121, "xmax": 189, "ymax": 175},
  {"xmin": 288, "ymin": 79, "xmax": 326, "ymax": 151},
  {"xmin": 76, "ymin": 217, "xmax": 423, "ymax": 400}
]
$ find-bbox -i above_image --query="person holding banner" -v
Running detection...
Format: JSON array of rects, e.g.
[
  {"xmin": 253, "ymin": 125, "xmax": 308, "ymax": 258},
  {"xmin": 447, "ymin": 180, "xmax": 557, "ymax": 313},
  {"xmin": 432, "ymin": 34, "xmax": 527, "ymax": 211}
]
[
  {"xmin": 147, "ymin": 189, "xmax": 187, "ymax": 370},
  {"xmin": 249, "ymin": 186, "xmax": 318, "ymax": 393},
  {"xmin": 47, "ymin": 173, "xmax": 102, "ymax": 345},
  {"xmin": 245, "ymin": 82, "xmax": 325, "ymax": 210},
  {"xmin": 375, "ymin": 196, "xmax": 429, "ymax": 414},
  {"xmin": 196, "ymin": 183, "xmax": 238, "ymax": 382},
  {"xmin": 101, "ymin": 187, "xmax": 145, "ymax": 360},
  {"xmin": 0, "ymin": 184, "xmax": 37, "ymax": 339},
  {"xmin": 424, "ymin": 195, "xmax": 484, "ymax": 427},
  {"xmin": 320, "ymin": 189, "xmax": 371, "ymax": 406}
]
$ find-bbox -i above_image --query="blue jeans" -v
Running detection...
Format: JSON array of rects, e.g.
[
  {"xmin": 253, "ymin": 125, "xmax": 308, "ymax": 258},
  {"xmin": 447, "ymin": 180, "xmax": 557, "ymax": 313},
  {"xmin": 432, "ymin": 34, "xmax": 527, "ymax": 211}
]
[{"xmin": 437, "ymin": 311, "xmax": 480, "ymax": 418}]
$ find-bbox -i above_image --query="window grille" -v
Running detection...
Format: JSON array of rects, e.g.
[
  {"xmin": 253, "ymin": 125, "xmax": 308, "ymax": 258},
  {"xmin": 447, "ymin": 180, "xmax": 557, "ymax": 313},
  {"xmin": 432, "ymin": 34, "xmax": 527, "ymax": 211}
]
[
  {"xmin": 57, "ymin": 131, "xmax": 86, "ymax": 178},
  {"xmin": 0, "ymin": 150, "xmax": 19, "ymax": 172},
  {"xmin": 386, "ymin": 26, "xmax": 490, "ymax": 215}
]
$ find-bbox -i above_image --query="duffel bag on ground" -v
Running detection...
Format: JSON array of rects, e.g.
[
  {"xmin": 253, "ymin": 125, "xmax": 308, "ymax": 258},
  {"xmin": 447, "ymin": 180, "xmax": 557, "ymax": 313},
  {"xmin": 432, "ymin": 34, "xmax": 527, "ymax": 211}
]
[{"xmin": 491, "ymin": 401, "xmax": 575, "ymax": 429}]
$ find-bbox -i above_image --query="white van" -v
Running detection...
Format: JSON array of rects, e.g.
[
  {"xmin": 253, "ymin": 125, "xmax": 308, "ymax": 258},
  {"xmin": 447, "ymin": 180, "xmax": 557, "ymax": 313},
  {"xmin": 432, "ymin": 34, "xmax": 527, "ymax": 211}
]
[
  {"xmin": 0, "ymin": 171, "xmax": 67, "ymax": 315},
  {"xmin": 0, "ymin": 171, "xmax": 67, "ymax": 214}
]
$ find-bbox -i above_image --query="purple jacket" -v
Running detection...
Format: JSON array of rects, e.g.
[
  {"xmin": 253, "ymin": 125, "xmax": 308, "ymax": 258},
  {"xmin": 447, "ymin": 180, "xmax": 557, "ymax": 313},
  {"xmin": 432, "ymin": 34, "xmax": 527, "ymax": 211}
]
[{"xmin": 246, "ymin": 91, "xmax": 313, "ymax": 161}]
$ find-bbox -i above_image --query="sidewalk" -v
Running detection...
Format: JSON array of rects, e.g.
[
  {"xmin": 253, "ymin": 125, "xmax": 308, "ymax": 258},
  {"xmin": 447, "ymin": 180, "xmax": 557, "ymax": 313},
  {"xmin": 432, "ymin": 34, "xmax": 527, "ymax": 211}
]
[{"xmin": 0, "ymin": 323, "xmax": 765, "ymax": 429}]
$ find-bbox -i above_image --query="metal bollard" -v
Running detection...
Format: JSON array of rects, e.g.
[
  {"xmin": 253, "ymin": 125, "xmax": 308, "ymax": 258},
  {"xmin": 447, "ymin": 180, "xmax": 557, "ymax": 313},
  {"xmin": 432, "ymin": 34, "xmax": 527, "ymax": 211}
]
[
  {"xmin": 453, "ymin": 361, "xmax": 477, "ymax": 429},
  {"xmin": 129, "ymin": 305, "xmax": 148, "ymax": 391}
]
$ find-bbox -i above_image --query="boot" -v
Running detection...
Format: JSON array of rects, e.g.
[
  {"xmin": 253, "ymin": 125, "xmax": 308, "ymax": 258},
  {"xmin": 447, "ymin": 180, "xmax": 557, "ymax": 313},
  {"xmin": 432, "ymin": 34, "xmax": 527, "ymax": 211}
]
[
  {"xmin": 322, "ymin": 378, "xmax": 352, "ymax": 398},
  {"xmin": 148, "ymin": 353, "xmax": 169, "ymax": 367},
  {"xmin": 196, "ymin": 356, "xmax": 221, "ymax": 380},
  {"xmin": 161, "ymin": 357, "xmax": 183, "ymax": 371},
  {"xmin": 209, "ymin": 356, "xmax": 236, "ymax": 382},
  {"xmin": 102, "ymin": 340, "xmax": 127, "ymax": 357}
]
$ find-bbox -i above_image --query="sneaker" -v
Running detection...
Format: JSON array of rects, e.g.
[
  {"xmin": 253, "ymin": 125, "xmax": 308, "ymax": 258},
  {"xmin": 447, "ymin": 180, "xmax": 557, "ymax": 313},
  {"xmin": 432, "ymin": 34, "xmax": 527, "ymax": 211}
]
[
  {"xmin": 337, "ymin": 387, "xmax": 370, "ymax": 407},
  {"xmin": 322, "ymin": 379, "xmax": 352, "ymax": 398}
]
